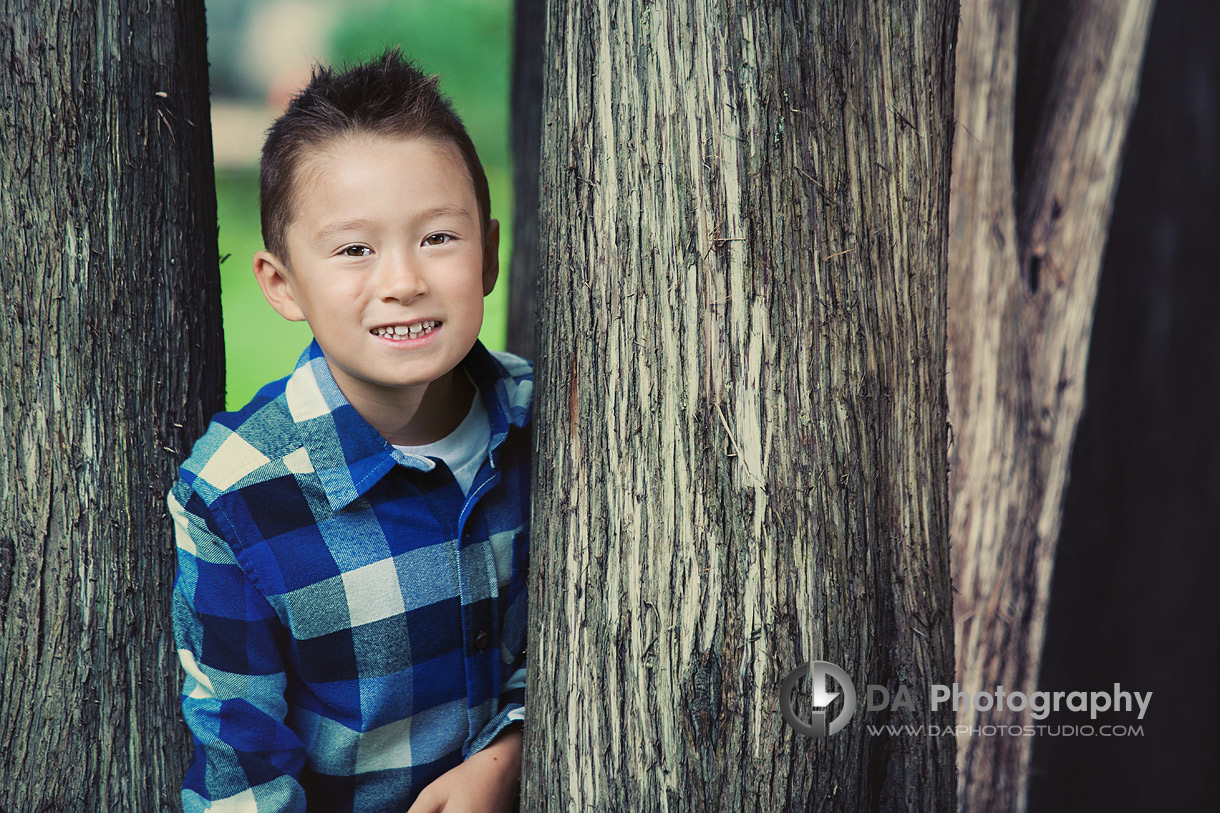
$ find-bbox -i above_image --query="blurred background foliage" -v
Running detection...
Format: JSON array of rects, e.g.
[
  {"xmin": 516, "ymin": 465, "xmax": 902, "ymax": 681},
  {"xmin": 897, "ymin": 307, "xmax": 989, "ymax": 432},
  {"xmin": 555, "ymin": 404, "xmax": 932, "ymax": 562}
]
[{"xmin": 207, "ymin": 0, "xmax": 513, "ymax": 409}]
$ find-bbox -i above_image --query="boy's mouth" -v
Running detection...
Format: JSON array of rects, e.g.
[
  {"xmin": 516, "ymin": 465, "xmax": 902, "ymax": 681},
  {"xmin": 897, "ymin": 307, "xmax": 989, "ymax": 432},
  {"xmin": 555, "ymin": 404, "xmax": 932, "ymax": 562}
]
[{"xmin": 370, "ymin": 320, "xmax": 441, "ymax": 340}]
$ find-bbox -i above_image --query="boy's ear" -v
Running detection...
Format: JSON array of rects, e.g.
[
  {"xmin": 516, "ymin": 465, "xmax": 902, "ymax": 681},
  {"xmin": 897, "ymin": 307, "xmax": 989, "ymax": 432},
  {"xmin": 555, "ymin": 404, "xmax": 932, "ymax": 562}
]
[
  {"xmin": 253, "ymin": 250, "xmax": 306, "ymax": 322},
  {"xmin": 481, "ymin": 218, "xmax": 500, "ymax": 296}
]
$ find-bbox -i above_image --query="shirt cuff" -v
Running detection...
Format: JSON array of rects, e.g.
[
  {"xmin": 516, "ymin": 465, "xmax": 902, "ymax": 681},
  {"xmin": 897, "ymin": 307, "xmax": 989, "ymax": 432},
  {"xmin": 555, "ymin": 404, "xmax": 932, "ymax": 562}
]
[{"xmin": 468, "ymin": 700, "xmax": 525, "ymax": 757}]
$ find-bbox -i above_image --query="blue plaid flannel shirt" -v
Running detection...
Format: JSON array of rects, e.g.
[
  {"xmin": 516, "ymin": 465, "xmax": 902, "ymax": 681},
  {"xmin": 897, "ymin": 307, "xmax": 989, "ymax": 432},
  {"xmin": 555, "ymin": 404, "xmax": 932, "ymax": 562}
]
[{"xmin": 169, "ymin": 339, "xmax": 532, "ymax": 811}]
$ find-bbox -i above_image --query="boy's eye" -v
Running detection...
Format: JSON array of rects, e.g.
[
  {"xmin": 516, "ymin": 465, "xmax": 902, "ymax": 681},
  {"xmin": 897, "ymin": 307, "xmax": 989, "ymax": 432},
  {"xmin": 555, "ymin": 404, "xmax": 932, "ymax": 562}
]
[
  {"xmin": 423, "ymin": 233, "xmax": 452, "ymax": 247},
  {"xmin": 340, "ymin": 245, "xmax": 372, "ymax": 257}
]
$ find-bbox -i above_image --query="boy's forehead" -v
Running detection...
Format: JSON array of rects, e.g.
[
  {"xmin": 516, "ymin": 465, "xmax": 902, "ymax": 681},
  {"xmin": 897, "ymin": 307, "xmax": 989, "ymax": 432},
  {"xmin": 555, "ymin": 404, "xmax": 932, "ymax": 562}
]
[
  {"xmin": 314, "ymin": 131, "xmax": 462, "ymax": 164},
  {"xmin": 303, "ymin": 133, "xmax": 468, "ymax": 189},
  {"xmin": 288, "ymin": 134, "xmax": 478, "ymax": 229}
]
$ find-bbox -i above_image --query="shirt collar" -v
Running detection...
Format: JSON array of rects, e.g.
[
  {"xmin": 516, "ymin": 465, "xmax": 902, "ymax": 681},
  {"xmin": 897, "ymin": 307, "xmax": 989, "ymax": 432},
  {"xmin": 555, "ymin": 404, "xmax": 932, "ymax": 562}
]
[{"xmin": 284, "ymin": 339, "xmax": 532, "ymax": 512}]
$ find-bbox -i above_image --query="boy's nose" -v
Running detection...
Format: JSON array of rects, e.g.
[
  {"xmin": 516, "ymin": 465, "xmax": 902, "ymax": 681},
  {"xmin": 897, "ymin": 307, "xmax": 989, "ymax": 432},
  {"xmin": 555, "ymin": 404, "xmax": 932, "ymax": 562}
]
[{"xmin": 377, "ymin": 253, "xmax": 428, "ymax": 302}]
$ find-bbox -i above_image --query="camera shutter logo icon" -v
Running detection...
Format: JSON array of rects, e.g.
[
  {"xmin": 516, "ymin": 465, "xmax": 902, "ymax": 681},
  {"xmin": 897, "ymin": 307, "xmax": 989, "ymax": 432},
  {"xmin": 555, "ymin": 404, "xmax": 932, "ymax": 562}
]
[{"xmin": 779, "ymin": 661, "xmax": 857, "ymax": 738}]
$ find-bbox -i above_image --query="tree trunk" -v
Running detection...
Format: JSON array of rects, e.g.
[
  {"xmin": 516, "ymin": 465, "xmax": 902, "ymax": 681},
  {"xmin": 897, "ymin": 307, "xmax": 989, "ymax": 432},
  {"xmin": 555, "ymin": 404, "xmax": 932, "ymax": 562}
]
[
  {"xmin": 1032, "ymin": 1, "xmax": 1220, "ymax": 808},
  {"xmin": 0, "ymin": 1, "xmax": 222, "ymax": 808},
  {"xmin": 508, "ymin": 0, "xmax": 545, "ymax": 359},
  {"xmin": 522, "ymin": 1, "xmax": 959, "ymax": 809},
  {"xmin": 947, "ymin": 0, "xmax": 1155, "ymax": 809}
]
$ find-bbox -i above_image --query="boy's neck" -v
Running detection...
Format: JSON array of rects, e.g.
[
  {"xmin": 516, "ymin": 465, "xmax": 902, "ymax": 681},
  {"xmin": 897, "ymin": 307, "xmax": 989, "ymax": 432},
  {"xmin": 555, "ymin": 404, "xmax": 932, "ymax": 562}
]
[{"xmin": 327, "ymin": 361, "xmax": 477, "ymax": 447}]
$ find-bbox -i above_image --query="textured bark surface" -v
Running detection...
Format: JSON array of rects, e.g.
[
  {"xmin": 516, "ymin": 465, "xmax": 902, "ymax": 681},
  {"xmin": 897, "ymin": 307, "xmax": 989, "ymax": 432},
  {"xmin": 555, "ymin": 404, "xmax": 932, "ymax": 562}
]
[
  {"xmin": 947, "ymin": 0, "xmax": 1155, "ymax": 809},
  {"xmin": 508, "ymin": 0, "xmax": 545, "ymax": 359},
  {"xmin": 523, "ymin": 1, "xmax": 958, "ymax": 809},
  {"xmin": 0, "ymin": 1, "xmax": 222, "ymax": 808}
]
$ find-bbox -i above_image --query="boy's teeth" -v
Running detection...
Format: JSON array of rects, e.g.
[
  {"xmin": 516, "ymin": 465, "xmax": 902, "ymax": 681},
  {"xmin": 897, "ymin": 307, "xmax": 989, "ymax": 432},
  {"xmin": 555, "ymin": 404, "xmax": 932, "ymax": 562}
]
[{"xmin": 375, "ymin": 321, "xmax": 436, "ymax": 338}]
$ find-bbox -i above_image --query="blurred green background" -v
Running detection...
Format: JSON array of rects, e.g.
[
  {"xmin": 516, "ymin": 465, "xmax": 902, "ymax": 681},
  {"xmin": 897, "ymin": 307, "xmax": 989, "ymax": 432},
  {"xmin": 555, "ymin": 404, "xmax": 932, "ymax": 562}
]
[{"xmin": 209, "ymin": 0, "xmax": 513, "ymax": 409}]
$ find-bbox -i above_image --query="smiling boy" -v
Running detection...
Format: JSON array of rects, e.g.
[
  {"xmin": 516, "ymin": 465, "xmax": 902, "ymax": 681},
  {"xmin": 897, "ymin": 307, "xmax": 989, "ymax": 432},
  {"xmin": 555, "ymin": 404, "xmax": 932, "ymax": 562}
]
[{"xmin": 169, "ymin": 51, "xmax": 530, "ymax": 811}]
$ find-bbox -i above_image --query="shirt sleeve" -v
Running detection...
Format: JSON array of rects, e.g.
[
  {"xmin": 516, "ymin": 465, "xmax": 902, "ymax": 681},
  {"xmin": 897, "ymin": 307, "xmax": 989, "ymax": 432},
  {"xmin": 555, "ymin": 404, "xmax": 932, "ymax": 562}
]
[
  {"xmin": 467, "ymin": 655, "xmax": 525, "ymax": 755},
  {"xmin": 468, "ymin": 528, "xmax": 528, "ymax": 755},
  {"xmin": 501, "ymin": 510, "xmax": 529, "ymax": 723},
  {"xmin": 170, "ymin": 485, "xmax": 308, "ymax": 812}
]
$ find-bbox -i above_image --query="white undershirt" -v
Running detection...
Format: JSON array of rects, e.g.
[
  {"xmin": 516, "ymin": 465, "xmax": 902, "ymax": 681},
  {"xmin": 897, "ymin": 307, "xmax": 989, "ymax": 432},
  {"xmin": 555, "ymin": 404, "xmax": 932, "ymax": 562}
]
[{"xmin": 393, "ymin": 382, "xmax": 490, "ymax": 496}]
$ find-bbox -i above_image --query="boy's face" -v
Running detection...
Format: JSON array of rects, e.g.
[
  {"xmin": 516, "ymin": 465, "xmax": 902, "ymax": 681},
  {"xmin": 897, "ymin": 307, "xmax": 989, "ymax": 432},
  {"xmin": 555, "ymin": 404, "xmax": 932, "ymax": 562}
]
[{"xmin": 254, "ymin": 134, "xmax": 499, "ymax": 410}]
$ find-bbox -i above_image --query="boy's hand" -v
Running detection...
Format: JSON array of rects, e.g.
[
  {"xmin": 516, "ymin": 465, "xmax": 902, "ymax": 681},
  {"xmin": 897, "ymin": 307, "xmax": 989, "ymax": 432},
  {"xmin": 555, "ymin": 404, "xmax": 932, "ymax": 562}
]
[{"xmin": 407, "ymin": 725, "xmax": 522, "ymax": 813}]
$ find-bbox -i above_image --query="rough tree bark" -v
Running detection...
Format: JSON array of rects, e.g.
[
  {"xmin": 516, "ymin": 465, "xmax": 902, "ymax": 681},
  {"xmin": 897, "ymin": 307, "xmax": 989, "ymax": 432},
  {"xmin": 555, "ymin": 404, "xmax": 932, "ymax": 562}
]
[
  {"xmin": 0, "ymin": 1, "xmax": 222, "ymax": 808},
  {"xmin": 522, "ymin": 1, "xmax": 959, "ymax": 809},
  {"xmin": 947, "ymin": 0, "xmax": 1155, "ymax": 809}
]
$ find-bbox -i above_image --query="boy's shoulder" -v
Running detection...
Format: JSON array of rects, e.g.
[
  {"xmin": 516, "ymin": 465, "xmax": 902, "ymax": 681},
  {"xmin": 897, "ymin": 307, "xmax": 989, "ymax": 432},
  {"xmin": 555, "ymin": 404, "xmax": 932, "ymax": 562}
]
[
  {"xmin": 481, "ymin": 346, "xmax": 534, "ymax": 423},
  {"xmin": 173, "ymin": 370, "xmax": 306, "ymax": 508},
  {"xmin": 487, "ymin": 347, "xmax": 533, "ymax": 381}
]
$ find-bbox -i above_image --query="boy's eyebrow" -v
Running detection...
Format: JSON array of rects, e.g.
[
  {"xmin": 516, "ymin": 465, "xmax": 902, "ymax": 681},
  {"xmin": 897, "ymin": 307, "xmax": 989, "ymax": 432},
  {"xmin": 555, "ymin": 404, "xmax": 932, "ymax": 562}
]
[
  {"xmin": 313, "ymin": 219, "xmax": 374, "ymax": 244},
  {"xmin": 311, "ymin": 207, "xmax": 475, "ymax": 244},
  {"xmin": 417, "ymin": 205, "xmax": 474, "ymax": 224}
]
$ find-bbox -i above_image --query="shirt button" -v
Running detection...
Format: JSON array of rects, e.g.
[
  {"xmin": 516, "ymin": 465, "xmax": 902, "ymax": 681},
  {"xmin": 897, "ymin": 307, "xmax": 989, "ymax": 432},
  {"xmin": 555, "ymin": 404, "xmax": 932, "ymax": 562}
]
[{"xmin": 475, "ymin": 631, "xmax": 492, "ymax": 651}]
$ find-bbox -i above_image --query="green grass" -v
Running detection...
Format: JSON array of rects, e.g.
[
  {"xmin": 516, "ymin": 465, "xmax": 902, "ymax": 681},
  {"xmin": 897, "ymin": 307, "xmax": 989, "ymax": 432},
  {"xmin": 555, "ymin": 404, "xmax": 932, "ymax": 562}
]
[
  {"xmin": 217, "ymin": 0, "xmax": 514, "ymax": 410},
  {"xmin": 216, "ymin": 170, "xmax": 311, "ymax": 408}
]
